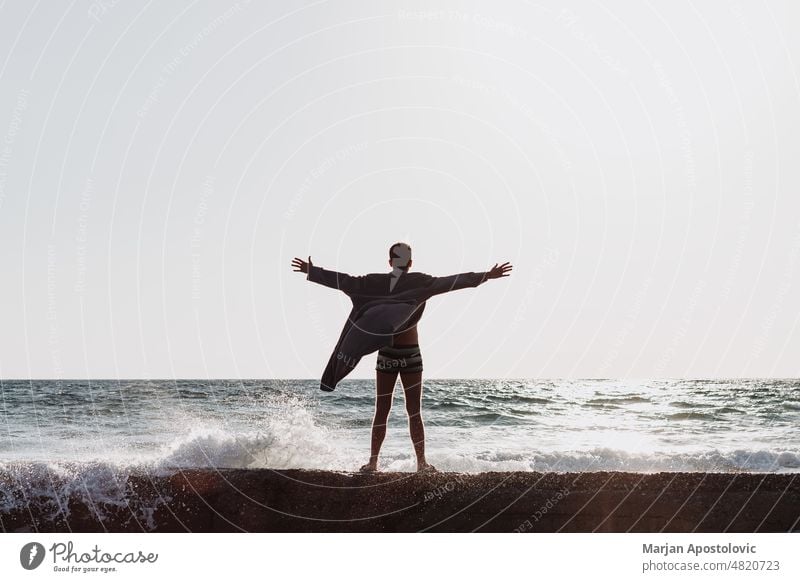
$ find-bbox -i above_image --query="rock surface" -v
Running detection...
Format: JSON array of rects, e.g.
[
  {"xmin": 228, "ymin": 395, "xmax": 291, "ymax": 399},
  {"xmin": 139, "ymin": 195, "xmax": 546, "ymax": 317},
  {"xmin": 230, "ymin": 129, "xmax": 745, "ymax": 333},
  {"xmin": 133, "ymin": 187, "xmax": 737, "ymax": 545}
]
[{"xmin": 3, "ymin": 470, "xmax": 798, "ymax": 532}]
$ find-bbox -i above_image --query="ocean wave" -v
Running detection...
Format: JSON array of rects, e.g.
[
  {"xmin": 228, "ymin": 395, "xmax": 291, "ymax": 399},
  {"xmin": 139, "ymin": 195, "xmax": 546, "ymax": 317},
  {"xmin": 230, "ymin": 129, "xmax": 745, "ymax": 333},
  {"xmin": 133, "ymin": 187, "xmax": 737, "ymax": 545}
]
[
  {"xmin": 0, "ymin": 401, "xmax": 354, "ymax": 530},
  {"xmin": 442, "ymin": 448, "xmax": 800, "ymax": 473},
  {"xmin": 668, "ymin": 401, "xmax": 715, "ymax": 409},
  {"xmin": 665, "ymin": 412, "xmax": 718, "ymax": 421},
  {"xmin": 589, "ymin": 395, "xmax": 651, "ymax": 404},
  {"xmin": 155, "ymin": 401, "xmax": 346, "ymax": 471},
  {"xmin": 457, "ymin": 412, "xmax": 529, "ymax": 425},
  {"xmin": 714, "ymin": 406, "xmax": 746, "ymax": 415}
]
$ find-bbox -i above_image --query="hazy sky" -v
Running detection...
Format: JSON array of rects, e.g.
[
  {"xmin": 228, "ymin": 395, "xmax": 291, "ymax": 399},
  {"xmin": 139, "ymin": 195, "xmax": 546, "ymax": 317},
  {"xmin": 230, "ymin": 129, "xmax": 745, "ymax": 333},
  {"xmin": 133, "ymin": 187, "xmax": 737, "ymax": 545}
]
[{"xmin": 1, "ymin": 1, "xmax": 798, "ymax": 379}]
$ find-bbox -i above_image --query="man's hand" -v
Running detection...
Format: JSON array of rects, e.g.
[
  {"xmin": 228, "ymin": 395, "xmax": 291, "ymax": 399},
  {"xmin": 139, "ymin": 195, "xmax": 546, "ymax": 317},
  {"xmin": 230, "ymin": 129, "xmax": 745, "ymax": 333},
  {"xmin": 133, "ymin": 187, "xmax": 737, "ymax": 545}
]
[
  {"xmin": 486, "ymin": 261, "xmax": 512, "ymax": 280},
  {"xmin": 292, "ymin": 256, "xmax": 312, "ymax": 274}
]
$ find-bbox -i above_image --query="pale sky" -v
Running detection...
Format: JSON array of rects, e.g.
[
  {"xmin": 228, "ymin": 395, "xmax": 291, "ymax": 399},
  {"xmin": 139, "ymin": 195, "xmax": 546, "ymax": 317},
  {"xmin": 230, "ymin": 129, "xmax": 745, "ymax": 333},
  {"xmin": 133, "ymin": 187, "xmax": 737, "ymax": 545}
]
[{"xmin": 1, "ymin": 1, "xmax": 799, "ymax": 379}]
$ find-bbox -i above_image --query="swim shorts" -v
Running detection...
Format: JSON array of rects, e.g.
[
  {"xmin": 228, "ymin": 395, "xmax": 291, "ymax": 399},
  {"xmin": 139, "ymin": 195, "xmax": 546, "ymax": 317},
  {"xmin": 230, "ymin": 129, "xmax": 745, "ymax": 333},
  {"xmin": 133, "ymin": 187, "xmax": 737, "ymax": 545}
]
[{"xmin": 375, "ymin": 343, "xmax": 423, "ymax": 374}]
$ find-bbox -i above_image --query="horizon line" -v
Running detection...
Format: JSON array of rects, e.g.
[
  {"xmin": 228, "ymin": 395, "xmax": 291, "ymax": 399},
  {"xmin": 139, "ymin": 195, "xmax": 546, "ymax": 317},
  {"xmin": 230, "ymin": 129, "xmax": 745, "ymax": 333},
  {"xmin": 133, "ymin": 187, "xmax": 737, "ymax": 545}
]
[{"xmin": 1, "ymin": 376, "xmax": 797, "ymax": 382}]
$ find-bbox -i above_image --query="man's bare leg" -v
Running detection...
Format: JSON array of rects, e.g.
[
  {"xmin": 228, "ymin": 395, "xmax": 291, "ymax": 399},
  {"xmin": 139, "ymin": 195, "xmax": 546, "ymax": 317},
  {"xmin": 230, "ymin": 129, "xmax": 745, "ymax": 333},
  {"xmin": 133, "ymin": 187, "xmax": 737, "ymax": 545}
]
[
  {"xmin": 361, "ymin": 370, "xmax": 398, "ymax": 472},
  {"xmin": 400, "ymin": 371, "xmax": 436, "ymax": 472}
]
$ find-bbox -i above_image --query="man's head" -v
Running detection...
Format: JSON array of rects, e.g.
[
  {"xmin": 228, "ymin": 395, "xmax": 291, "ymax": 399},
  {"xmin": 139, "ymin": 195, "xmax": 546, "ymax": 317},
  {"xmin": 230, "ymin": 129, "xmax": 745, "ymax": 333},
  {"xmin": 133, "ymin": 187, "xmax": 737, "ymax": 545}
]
[{"xmin": 389, "ymin": 242, "xmax": 412, "ymax": 271}]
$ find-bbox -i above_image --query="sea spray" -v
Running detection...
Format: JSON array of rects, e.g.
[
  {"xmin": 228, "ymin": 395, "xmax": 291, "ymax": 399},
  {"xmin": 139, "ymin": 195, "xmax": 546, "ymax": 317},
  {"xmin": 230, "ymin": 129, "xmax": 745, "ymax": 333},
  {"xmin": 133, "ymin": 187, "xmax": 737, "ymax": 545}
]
[{"xmin": 0, "ymin": 461, "xmax": 171, "ymax": 530}]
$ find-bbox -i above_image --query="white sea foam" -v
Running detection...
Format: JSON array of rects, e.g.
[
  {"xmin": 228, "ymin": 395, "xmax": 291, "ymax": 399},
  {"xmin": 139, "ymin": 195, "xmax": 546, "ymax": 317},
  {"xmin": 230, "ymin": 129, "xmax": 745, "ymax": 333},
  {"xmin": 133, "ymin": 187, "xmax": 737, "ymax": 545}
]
[{"xmin": 151, "ymin": 405, "xmax": 347, "ymax": 471}]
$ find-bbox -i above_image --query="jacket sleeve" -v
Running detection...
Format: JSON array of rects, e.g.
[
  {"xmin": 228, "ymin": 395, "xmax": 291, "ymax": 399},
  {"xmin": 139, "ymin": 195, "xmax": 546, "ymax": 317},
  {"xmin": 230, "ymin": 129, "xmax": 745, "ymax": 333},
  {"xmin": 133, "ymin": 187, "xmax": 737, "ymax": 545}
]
[
  {"xmin": 307, "ymin": 264, "xmax": 367, "ymax": 296},
  {"xmin": 424, "ymin": 271, "xmax": 488, "ymax": 297}
]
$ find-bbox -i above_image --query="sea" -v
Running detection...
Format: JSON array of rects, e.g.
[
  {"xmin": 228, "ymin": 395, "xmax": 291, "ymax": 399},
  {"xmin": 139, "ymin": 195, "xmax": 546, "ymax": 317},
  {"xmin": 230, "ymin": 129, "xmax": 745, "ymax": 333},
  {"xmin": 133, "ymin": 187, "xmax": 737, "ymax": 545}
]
[{"xmin": 2, "ymin": 378, "xmax": 798, "ymax": 474}]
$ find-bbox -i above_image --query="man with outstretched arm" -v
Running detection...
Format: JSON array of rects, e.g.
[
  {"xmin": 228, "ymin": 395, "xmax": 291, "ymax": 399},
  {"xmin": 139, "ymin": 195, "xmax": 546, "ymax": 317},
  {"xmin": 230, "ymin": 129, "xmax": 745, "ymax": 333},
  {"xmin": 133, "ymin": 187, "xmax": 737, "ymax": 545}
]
[{"xmin": 292, "ymin": 242, "xmax": 512, "ymax": 473}]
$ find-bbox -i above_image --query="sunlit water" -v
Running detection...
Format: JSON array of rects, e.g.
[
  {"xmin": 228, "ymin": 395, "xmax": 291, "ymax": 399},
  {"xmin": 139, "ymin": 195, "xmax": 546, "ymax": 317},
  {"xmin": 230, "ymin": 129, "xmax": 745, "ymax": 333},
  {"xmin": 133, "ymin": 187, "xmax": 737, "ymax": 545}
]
[{"xmin": 1, "ymin": 378, "xmax": 797, "ymax": 475}]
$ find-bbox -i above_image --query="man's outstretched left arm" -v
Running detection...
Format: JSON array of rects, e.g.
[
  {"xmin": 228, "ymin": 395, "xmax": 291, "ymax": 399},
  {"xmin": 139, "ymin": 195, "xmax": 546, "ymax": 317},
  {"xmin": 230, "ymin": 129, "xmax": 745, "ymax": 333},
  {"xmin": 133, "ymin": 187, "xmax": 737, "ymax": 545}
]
[{"xmin": 425, "ymin": 261, "xmax": 513, "ymax": 297}]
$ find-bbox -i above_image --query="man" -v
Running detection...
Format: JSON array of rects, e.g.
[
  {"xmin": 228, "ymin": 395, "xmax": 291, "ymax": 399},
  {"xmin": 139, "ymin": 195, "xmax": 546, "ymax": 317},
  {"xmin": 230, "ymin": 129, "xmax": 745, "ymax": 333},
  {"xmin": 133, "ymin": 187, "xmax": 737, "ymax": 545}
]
[{"xmin": 292, "ymin": 243, "xmax": 511, "ymax": 473}]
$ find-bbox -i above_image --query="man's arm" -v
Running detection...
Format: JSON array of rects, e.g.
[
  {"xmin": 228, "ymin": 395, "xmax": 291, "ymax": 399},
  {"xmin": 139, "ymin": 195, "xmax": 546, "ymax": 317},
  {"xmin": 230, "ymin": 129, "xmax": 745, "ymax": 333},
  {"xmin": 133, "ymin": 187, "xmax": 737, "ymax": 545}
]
[
  {"xmin": 424, "ymin": 271, "xmax": 487, "ymax": 297},
  {"xmin": 292, "ymin": 256, "xmax": 366, "ymax": 295},
  {"xmin": 424, "ymin": 262, "xmax": 513, "ymax": 297},
  {"xmin": 307, "ymin": 265, "xmax": 368, "ymax": 295}
]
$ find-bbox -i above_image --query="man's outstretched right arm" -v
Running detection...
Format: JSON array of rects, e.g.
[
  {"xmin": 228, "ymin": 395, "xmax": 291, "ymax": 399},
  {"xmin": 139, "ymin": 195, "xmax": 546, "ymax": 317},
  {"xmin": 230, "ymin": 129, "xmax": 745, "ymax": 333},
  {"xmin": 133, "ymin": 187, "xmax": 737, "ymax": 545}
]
[{"xmin": 291, "ymin": 256, "xmax": 366, "ymax": 295}]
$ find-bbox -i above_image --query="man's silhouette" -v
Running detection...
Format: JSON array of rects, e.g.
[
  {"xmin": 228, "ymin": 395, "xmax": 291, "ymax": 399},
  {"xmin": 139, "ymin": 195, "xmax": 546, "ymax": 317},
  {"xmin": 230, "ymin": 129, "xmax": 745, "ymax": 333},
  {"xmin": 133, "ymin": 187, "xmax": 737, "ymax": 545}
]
[{"xmin": 292, "ymin": 243, "xmax": 511, "ymax": 472}]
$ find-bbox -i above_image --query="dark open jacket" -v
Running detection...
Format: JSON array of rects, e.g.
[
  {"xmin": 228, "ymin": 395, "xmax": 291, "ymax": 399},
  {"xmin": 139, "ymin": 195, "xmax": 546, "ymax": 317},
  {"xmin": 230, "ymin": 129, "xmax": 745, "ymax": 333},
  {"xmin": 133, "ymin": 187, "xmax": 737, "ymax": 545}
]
[{"xmin": 307, "ymin": 264, "xmax": 488, "ymax": 391}]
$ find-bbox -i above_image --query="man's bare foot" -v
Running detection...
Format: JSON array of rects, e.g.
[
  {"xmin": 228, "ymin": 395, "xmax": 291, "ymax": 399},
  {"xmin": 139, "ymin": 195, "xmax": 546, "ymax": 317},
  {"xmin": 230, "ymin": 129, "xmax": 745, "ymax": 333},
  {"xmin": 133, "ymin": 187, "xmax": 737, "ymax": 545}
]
[
  {"xmin": 359, "ymin": 462, "xmax": 378, "ymax": 473},
  {"xmin": 417, "ymin": 462, "xmax": 437, "ymax": 473}
]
